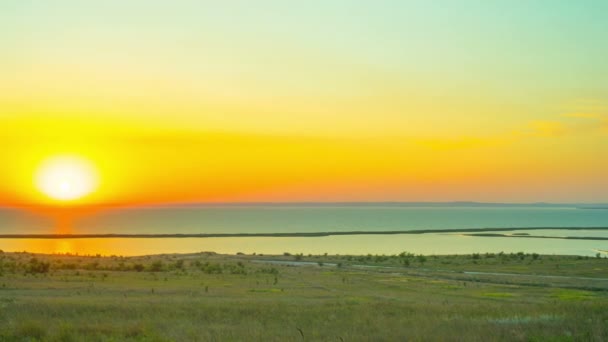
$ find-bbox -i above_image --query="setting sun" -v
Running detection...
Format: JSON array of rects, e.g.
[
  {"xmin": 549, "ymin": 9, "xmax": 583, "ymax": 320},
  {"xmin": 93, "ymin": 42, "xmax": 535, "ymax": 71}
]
[{"xmin": 35, "ymin": 156, "xmax": 99, "ymax": 201}]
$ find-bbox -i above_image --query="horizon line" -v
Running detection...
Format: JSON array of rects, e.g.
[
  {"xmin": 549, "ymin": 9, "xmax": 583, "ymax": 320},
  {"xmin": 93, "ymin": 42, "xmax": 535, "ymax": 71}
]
[{"xmin": 2, "ymin": 200, "xmax": 608, "ymax": 210}]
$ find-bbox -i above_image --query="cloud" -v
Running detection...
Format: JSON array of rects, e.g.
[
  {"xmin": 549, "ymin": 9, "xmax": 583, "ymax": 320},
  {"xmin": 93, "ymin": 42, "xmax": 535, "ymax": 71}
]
[
  {"xmin": 413, "ymin": 113, "xmax": 607, "ymax": 151},
  {"xmin": 418, "ymin": 111, "xmax": 608, "ymax": 152},
  {"xmin": 524, "ymin": 121, "xmax": 568, "ymax": 137},
  {"xmin": 550, "ymin": 98, "xmax": 606, "ymax": 131},
  {"xmin": 515, "ymin": 112, "xmax": 608, "ymax": 139},
  {"xmin": 563, "ymin": 113, "xmax": 608, "ymax": 134}
]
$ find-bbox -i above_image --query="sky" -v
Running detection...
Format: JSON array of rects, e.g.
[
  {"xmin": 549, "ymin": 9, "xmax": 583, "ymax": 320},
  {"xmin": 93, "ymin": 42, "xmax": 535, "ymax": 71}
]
[{"xmin": 1, "ymin": 0, "xmax": 607, "ymax": 206}]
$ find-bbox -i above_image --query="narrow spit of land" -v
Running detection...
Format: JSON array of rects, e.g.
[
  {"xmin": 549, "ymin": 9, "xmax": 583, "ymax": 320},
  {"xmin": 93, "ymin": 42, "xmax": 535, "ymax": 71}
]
[
  {"xmin": 0, "ymin": 250, "xmax": 607, "ymax": 340},
  {"xmin": 464, "ymin": 233, "xmax": 608, "ymax": 241},
  {"xmin": 1, "ymin": 226, "xmax": 607, "ymax": 239}
]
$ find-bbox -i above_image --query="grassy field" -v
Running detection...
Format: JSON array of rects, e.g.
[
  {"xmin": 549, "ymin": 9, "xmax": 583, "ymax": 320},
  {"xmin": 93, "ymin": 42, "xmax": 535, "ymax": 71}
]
[{"xmin": 0, "ymin": 250, "xmax": 607, "ymax": 341}]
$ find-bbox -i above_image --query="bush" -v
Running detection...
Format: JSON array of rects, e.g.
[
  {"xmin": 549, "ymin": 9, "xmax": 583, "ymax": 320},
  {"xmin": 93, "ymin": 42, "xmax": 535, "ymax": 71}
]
[
  {"xmin": 172, "ymin": 260, "xmax": 184, "ymax": 270},
  {"xmin": 85, "ymin": 262, "xmax": 99, "ymax": 270},
  {"xmin": 224, "ymin": 263, "xmax": 246, "ymax": 274},
  {"xmin": 199, "ymin": 262, "xmax": 222, "ymax": 274},
  {"xmin": 149, "ymin": 261, "xmax": 164, "ymax": 272},
  {"xmin": 26, "ymin": 258, "xmax": 50, "ymax": 274}
]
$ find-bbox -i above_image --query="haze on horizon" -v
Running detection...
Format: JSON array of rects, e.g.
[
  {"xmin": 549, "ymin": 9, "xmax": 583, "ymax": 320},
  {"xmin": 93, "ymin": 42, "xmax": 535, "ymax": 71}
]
[{"xmin": 1, "ymin": 1, "xmax": 607, "ymax": 206}]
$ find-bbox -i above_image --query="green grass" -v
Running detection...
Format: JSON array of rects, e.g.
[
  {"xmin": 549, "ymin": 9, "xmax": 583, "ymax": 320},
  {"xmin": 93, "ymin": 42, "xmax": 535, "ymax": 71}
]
[
  {"xmin": 482, "ymin": 292, "xmax": 515, "ymax": 298},
  {"xmin": 0, "ymin": 251, "xmax": 607, "ymax": 341},
  {"xmin": 553, "ymin": 289, "xmax": 597, "ymax": 301}
]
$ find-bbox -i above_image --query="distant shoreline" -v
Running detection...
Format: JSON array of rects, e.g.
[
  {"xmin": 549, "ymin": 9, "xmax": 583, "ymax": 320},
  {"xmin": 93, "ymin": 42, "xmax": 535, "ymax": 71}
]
[
  {"xmin": 3, "ymin": 201, "xmax": 608, "ymax": 210},
  {"xmin": 1, "ymin": 226, "xmax": 607, "ymax": 239}
]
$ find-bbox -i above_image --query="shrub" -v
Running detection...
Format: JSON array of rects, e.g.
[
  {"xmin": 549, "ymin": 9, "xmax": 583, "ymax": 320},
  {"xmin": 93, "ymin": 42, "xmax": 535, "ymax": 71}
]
[
  {"xmin": 224, "ymin": 263, "xmax": 246, "ymax": 274},
  {"xmin": 26, "ymin": 257, "xmax": 50, "ymax": 274},
  {"xmin": 149, "ymin": 261, "xmax": 164, "ymax": 272},
  {"xmin": 84, "ymin": 262, "xmax": 99, "ymax": 270},
  {"xmin": 199, "ymin": 262, "xmax": 222, "ymax": 274},
  {"xmin": 172, "ymin": 260, "xmax": 184, "ymax": 270}
]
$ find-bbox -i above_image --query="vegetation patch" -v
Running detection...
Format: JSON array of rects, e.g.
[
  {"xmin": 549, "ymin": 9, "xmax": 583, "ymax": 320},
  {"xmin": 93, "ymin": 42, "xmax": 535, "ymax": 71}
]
[
  {"xmin": 482, "ymin": 292, "xmax": 514, "ymax": 298},
  {"xmin": 552, "ymin": 289, "xmax": 596, "ymax": 301},
  {"xmin": 15, "ymin": 320, "xmax": 47, "ymax": 340},
  {"xmin": 488, "ymin": 314, "xmax": 562, "ymax": 325},
  {"xmin": 0, "ymin": 251, "xmax": 606, "ymax": 340},
  {"xmin": 249, "ymin": 288, "xmax": 282, "ymax": 293}
]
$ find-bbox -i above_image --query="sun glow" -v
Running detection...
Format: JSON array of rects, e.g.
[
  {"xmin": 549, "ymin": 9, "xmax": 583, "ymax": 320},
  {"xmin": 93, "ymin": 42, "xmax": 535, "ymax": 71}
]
[{"xmin": 35, "ymin": 156, "xmax": 99, "ymax": 201}]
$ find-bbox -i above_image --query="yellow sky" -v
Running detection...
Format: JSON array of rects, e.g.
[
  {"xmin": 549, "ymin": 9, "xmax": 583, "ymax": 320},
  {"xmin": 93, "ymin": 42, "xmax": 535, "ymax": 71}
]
[{"xmin": 1, "ymin": 1, "xmax": 607, "ymax": 205}]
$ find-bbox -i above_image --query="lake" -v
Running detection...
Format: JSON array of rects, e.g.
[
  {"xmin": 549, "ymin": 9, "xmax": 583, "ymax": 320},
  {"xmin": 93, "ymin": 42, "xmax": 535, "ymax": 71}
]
[{"xmin": 1, "ymin": 204, "xmax": 607, "ymax": 256}]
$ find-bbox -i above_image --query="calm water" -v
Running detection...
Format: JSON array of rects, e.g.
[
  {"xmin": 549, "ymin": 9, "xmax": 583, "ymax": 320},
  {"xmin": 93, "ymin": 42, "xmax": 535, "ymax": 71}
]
[
  {"xmin": 1, "ymin": 205, "xmax": 607, "ymax": 256},
  {"xmin": 3, "ymin": 205, "xmax": 607, "ymax": 234}
]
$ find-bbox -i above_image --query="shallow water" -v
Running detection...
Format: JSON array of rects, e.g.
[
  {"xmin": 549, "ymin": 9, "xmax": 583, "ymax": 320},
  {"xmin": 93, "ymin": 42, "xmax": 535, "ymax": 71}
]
[
  {"xmin": 1, "ymin": 205, "xmax": 607, "ymax": 256},
  {"xmin": 0, "ymin": 233, "xmax": 605, "ymax": 257},
  {"xmin": 3, "ymin": 205, "xmax": 608, "ymax": 234}
]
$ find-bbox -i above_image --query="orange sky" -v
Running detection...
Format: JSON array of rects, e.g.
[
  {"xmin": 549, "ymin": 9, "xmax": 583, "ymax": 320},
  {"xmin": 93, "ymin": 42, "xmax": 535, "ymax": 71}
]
[{"xmin": 2, "ymin": 112, "xmax": 607, "ymax": 207}]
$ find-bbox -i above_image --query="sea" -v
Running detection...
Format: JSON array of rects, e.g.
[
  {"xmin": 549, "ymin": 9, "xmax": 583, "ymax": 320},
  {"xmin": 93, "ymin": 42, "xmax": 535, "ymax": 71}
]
[{"xmin": 1, "ymin": 203, "xmax": 607, "ymax": 256}]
